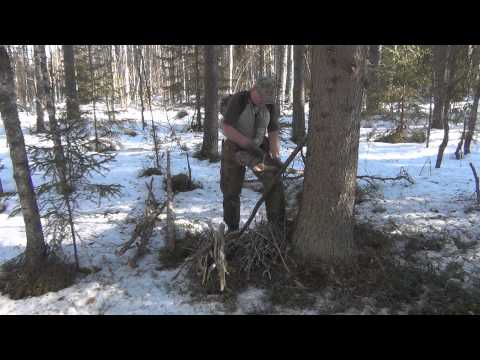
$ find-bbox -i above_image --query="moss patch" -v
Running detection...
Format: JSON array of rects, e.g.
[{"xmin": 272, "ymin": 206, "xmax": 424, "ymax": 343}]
[
  {"xmin": 375, "ymin": 128, "xmax": 426, "ymax": 144},
  {"xmin": 0, "ymin": 253, "xmax": 77, "ymax": 300},
  {"xmin": 139, "ymin": 167, "xmax": 163, "ymax": 177}
]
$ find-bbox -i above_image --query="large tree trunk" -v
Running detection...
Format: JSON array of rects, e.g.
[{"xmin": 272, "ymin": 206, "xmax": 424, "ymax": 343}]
[
  {"xmin": 285, "ymin": 45, "xmax": 293, "ymax": 105},
  {"xmin": 464, "ymin": 83, "xmax": 480, "ymax": 155},
  {"xmin": 0, "ymin": 46, "xmax": 47, "ymax": 267},
  {"xmin": 168, "ymin": 46, "xmax": 176, "ymax": 104},
  {"xmin": 366, "ymin": 45, "xmax": 382, "ymax": 115},
  {"xmin": 292, "ymin": 45, "xmax": 306, "ymax": 144},
  {"xmin": 108, "ymin": 45, "xmax": 116, "ymax": 121},
  {"xmin": 229, "ymin": 45, "xmax": 233, "ymax": 94},
  {"xmin": 134, "ymin": 46, "xmax": 146, "ymax": 130},
  {"xmin": 432, "ymin": 45, "xmax": 448, "ymax": 130},
  {"xmin": 87, "ymin": 45, "xmax": 99, "ymax": 152},
  {"xmin": 275, "ymin": 45, "xmax": 286, "ymax": 105},
  {"xmin": 20, "ymin": 46, "xmax": 34, "ymax": 112},
  {"xmin": 62, "ymin": 45, "xmax": 80, "ymax": 122},
  {"xmin": 465, "ymin": 46, "xmax": 480, "ymax": 155},
  {"xmin": 436, "ymin": 46, "xmax": 459, "ymax": 168},
  {"xmin": 200, "ymin": 45, "xmax": 219, "ymax": 160},
  {"xmin": 194, "ymin": 45, "xmax": 202, "ymax": 130},
  {"xmin": 33, "ymin": 46, "xmax": 46, "ymax": 133},
  {"xmin": 293, "ymin": 45, "xmax": 367, "ymax": 263}
]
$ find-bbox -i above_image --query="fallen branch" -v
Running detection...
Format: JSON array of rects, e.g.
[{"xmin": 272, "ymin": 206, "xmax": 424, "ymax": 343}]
[
  {"xmin": 0, "ymin": 191, "xmax": 16, "ymax": 198},
  {"xmin": 469, "ymin": 162, "xmax": 480, "ymax": 204},
  {"xmin": 116, "ymin": 179, "xmax": 166, "ymax": 262},
  {"xmin": 357, "ymin": 169, "xmax": 415, "ymax": 185}
]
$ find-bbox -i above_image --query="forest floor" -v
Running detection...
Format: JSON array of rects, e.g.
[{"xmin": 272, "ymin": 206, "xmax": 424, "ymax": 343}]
[{"xmin": 1, "ymin": 103, "xmax": 480, "ymax": 314}]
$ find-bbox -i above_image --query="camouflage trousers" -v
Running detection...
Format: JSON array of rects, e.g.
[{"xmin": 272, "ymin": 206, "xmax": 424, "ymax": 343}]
[{"xmin": 220, "ymin": 139, "xmax": 286, "ymax": 231}]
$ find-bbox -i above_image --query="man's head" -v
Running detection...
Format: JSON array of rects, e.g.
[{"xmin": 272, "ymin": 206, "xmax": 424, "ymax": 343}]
[{"xmin": 251, "ymin": 76, "xmax": 275, "ymax": 105}]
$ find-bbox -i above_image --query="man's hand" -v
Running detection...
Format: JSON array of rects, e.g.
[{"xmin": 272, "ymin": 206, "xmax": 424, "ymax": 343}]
[{"xmin": 246, "ymin": 142, "xmax": 265, "ymax": 159}]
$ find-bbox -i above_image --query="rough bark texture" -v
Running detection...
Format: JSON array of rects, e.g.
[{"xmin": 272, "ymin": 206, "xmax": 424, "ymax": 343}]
[
  {"xmin": 465, "ymin": 46, "xmax": 480, "ymax": 155},
  {"xmin": 0, "ymin": 46, "xmax": 47, "ymax": 266},
  {"xmin": 292, "ymin": 45, "xmax": 306, "ymax": 144},
  {"xmin": 62, "ymin": 45, "xmax": 80, "ymax": 122},
  {"xmin": 285, "ymin": 45, "xmax": 293, "ymax": 105},
  {"xmin": 366, "ymin": 45, "xmax": 382, "ymax": 115},
  {"xmin": 436, "ymin": 46, "xmax": 458, "ymax": 168},
  {"xmin": 195, "ymin": 45, "xmax": 202, "ymax": 129},
  {"xmin": 275, "ymin": 45, "xmax": 286, "ymax": 105},
  {"xmin": 293, "ymin": 45, "xmax": 367, "ymax": 263},
  {"xmin": 200, "ymin": 45, "xmax": 219, "ymax": 160},
  {"xmin": 464, "ymin": 84, "xmax": 480, "ymax": 155},
  {"xmin": 134, "ymin": 46, "xmax": 146, "ymax": 130},
  {"xmin": 33, "ymin": 46, "xmax": 46, "ymax": 133},
  {"xmin": 87, "ymin": 45, "xmax": 99, "ymax": 151},
  {"xmin": 432, "ymin": 45, "xmax": 448, "ymax": 130}
]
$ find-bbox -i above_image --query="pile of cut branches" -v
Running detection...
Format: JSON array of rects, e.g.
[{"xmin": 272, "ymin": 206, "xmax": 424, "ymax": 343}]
[
  {"xmin": 228, "ymin": 222, "xmax": 293, "ymax": 281},
  {"xmin": 174, "ymin": 221, "xmax": 296, "ymax": 293}
]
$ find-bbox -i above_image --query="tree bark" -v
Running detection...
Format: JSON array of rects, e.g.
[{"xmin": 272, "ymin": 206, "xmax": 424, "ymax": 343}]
[
  {"xmin": 436, "ymin": 45, "xmax": 459, "ymax": 168},
  {"xmin": 229, "ymin": 45, "xmax": 233, "ymax": 94},
  {"xmin": 293, "ymin": 45, "xmax": 367, "ymax": 263},
  {"xmin": 108, "ymin": 45, "xmax": 116, "ymax": 121},
  {"xmin": 366, "ymin": 45, "xmax": 382, "ymax": 115},
  {"xmin": 432, "ymin": 45, "xmax": 448, "ymax": 130},
  {"xmin": 464, "ymin": 84, "xmax": 480, "ymax": 155},
  {"xmin": 39, "ymin": 45, "xmax": 69, "ymax": 194},
  {"xmin": 87, "ymin": 45, "xmax": 99, "ymax": 152},
  {"xmin": 22, "ymin": 45, "xmax": 34, "ymax": 112},
  {"xmin": 194, "ymin": 45, "xmax": 202, "ymax": 129},
  {"xmin": 0, "ymin": 46, "xmax": 47, "ymax": 267},
  {"xmin": 275, "ymin": 45, "xmax": 286, "ymax": 105},
  {"xmin": 285, "ymin": 45, "xmax": 293, "ymax": 105},
  {"xmin": 33, "ymin": 46, "xmax": 46, "ymax": 133},
  {"xmin": 292, "ymin": 45, "xmax": 306, "ymax": 144},
  {"xmin": 134, "ymin": 46, "xmax": 146, "ymax": 130},
  {"xmin": 465, "ymin": 46, "xmax": 480, "ymax": 155},
  {"xmin": 200, "ymin": 45, "xmax": 219, "ymax": 160},
  {"xmin": 62, "ymin": 45, "xmax": 80, "ymax": 122}
]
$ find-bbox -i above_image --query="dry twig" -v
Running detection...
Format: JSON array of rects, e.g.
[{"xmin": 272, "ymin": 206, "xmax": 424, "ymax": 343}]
[{"xmin": 116, "ymin": 179, "xmax": 166, "ymax": 267}]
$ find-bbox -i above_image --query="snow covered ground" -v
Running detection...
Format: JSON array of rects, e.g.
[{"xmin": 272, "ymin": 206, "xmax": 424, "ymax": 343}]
[{"xmin": 1, "ymin": 103, "xmax": 479, "ymax": 314}]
